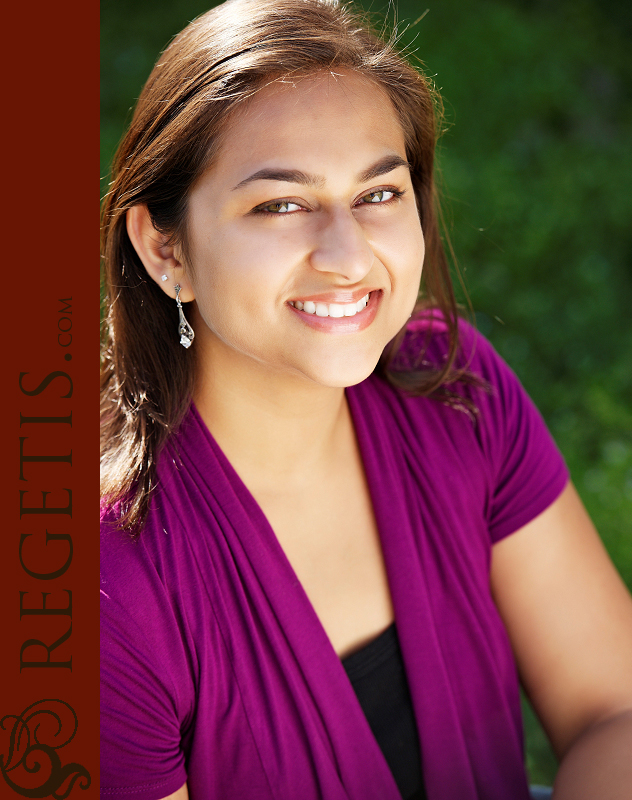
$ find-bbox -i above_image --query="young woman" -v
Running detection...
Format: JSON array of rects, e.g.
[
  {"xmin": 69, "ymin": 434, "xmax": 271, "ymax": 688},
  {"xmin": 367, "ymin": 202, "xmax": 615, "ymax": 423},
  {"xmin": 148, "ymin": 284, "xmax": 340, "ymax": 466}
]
[{"xmin": 100, "ymin": 1, "xmax": 632, "ymax": 798}]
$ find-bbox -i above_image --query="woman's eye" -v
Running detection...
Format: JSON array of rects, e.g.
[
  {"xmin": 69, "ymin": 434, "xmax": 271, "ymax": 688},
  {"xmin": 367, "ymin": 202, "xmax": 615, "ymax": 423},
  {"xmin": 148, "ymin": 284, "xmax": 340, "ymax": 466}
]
[
  {"xmin": 255, "ymin": 200, "xmax": 302, "ymax": 214},
  {"xmin": 357, "ymin": 189, "xmax": 401, "ymax": 205}
]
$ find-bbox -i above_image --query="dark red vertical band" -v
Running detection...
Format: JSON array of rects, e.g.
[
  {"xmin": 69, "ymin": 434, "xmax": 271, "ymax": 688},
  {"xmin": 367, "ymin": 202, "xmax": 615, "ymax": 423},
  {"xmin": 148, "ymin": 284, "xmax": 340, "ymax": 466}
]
[{"xmin": 0, "ymin": 1, "xmax": 100, "ymax": 797}]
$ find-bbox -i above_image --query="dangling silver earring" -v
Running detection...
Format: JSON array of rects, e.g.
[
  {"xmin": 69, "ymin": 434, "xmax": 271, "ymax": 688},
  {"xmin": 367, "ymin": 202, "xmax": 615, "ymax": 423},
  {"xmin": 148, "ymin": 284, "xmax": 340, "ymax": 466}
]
[{"xmin": 175, "ymin": 284, "xmax": 195, "ymax": 349}]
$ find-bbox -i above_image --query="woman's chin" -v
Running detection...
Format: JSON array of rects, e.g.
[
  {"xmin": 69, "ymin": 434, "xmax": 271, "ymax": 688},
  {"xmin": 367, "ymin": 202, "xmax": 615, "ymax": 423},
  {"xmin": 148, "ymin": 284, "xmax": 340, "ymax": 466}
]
[{"xmin": 292, "ymin": 350, "xmax": 383, "ymax": 390}]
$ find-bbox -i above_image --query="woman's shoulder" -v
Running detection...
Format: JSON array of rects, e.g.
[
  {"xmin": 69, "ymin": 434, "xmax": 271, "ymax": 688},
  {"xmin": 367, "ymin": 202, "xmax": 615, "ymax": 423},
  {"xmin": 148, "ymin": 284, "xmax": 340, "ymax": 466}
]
[
  {"xmin": 366, "ymin": 311, "xmax": 514, "ymax": 427},
  {"xmin": 100, "ymin": 460, "xmax": 208, "ymax": 702},
  {"xmin": 100, "ymin": 404, "xmax": 236, "ymax": 604},
  {"xmin": 100, "ymin": 440, "xmax": 195, "ymax": 605},
  {"xmin": 365, "ymin": 311, "xmax": 569, "ymax": 541},
  {"xmin": 100, "ymin": 405, "xmax": 205, "ymax": 535},
  {"xmin": 389, "ymin": 310, "xmax": 555, "ymax": 444},
  {"xmin": 396, "ymin": 310, "xmax": 507, "ymax": 386}
]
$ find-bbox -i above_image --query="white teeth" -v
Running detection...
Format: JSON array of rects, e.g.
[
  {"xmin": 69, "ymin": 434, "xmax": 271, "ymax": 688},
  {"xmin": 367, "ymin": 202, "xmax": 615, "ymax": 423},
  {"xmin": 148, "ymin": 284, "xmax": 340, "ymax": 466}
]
[
  {"xmin": 328, "ymin": 303, "xmax": 344, "ymax": 318},
  {"xmin": 291, "ymin": 293, "xmax": 371, "ymax": 317}
]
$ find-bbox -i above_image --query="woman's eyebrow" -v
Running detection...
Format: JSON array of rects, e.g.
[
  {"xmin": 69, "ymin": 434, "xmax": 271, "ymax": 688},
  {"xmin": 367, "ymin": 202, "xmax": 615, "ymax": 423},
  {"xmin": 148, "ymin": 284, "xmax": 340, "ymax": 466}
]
[
  {"xmin": 357, "ymin": 155, "xmax": 410, "ymax": 183},
  {"xmin": 231, "ymin": 154, "xmax": 410, "ymax": 191},
  {"xmin": 232, "ymin": 168, "xmax": 324, "ymax": 191}
]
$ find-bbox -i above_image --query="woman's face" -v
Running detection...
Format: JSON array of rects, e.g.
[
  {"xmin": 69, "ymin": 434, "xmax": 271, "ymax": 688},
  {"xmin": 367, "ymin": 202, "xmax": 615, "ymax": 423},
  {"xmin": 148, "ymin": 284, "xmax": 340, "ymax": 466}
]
[{"xmin": 181, "ymin": 70, "xmax": 425, "ymax": 390}]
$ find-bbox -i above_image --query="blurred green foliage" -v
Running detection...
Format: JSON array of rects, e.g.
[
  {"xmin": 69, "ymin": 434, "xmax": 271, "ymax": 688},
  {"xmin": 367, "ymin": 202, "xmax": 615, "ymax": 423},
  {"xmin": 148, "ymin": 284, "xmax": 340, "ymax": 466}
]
[{"xmin": 101, "ymin": 0, "xmax": 632, "ymax": 786}]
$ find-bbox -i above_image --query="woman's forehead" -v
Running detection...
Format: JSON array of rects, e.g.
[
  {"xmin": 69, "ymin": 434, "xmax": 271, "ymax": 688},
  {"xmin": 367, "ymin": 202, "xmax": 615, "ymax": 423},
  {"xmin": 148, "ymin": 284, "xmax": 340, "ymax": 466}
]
[
  {"xmin": 235, "ymin": 69, "xmax": 397, "ymax": 126},
  {"xmin": 211, "ymin": 71, "xmax": 407, "ymax": 183}
]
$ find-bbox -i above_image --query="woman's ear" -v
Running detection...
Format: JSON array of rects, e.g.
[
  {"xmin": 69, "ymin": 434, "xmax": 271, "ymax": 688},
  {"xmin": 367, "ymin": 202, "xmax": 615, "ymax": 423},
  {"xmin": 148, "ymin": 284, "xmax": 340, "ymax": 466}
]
[{"xmin": 126, "ymin": 205, "xmax": 195, "ymax": 301}]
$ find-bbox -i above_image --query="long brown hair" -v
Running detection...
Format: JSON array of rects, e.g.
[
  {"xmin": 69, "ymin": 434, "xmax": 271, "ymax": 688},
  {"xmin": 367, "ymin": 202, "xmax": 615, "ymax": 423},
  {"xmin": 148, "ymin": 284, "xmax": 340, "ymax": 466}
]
[{"xmin": 101, "ymin": 0, "xmax": 467, "ymax": 531}]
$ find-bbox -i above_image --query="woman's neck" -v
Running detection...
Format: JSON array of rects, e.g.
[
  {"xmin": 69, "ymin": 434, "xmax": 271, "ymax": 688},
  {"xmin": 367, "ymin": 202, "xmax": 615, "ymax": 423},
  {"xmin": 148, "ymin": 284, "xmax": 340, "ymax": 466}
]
[{"xmin": 193, "ymin": 356, "xmax": 354, "ymax": 494}]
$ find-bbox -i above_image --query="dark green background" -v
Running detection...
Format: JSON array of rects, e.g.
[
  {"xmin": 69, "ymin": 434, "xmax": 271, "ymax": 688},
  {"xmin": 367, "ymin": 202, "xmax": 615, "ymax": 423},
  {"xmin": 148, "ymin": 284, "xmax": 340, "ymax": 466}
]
[{"xmin": 101, "ymin": 0, "xmax": 632, "ymax": 785}]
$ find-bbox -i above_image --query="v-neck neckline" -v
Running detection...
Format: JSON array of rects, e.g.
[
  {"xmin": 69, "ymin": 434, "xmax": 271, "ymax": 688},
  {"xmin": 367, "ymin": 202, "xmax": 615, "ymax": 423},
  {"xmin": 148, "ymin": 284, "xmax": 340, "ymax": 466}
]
[
  {"xmin": 188, "ymin": 391, "xmax": 394, "ymax": 645},
  {"xmin": 184, "ymin": 397, "xmax": 405, "ymax": 798}
]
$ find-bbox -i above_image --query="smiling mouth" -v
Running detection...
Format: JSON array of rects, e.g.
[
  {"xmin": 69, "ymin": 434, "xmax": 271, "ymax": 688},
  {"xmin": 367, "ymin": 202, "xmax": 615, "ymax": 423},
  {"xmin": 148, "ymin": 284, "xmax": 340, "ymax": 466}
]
[{"xmin": 289, "ymin": 293, "xmax": 371, "ymax": 318}]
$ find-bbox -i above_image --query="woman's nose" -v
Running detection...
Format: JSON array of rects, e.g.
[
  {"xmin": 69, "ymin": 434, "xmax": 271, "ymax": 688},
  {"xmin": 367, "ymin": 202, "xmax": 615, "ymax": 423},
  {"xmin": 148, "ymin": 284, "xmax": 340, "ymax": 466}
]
[{"xmin": 309, "ymin": 209, "xmax": 374, "ymax": 282}]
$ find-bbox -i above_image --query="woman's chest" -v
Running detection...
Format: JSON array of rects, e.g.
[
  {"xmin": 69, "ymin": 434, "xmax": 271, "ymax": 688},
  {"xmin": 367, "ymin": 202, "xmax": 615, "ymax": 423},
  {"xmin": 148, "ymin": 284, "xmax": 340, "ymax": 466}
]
[{"xmin": 255, "ymin": 460, "xmax": 395, "ymax": 659}]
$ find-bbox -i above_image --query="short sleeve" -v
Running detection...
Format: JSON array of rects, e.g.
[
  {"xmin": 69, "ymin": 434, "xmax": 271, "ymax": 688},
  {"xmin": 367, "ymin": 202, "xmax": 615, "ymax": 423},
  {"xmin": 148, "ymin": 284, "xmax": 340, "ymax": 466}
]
[
  {"xmin": 463, "ymin": 326, "xmax": 569, "ymax": 542},
  {"xmin": 100, "ymin": 595, "xmax": 188, "ymax": 799},
  {"xmin": 100, "ymin": 523, "xmax": 190, "ymax": 799}
]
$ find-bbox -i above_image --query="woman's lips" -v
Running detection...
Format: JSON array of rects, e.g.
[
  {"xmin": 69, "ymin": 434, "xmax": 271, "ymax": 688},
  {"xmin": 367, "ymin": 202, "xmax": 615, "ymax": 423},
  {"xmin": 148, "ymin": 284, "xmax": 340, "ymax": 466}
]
[{"xmin": 287, "ymin": 290, "xmax": 381, "ymax": 333}]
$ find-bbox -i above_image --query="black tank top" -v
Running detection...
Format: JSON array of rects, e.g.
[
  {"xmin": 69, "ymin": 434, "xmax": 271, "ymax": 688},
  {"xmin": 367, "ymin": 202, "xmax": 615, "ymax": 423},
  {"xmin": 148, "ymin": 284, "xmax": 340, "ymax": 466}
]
[{"xmin": 341, "ymin": 624, "xmax": 426, "ymax": 800}]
